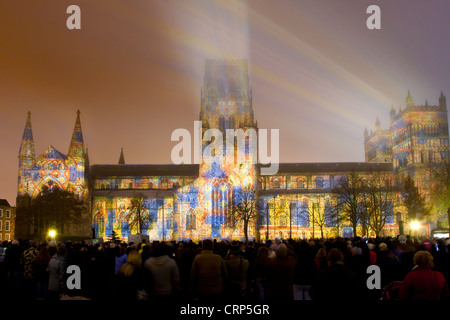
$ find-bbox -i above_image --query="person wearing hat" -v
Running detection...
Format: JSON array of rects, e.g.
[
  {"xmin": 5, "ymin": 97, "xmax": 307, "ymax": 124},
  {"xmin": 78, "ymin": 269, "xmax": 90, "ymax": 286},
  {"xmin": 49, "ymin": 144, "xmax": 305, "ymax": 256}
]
[{"xmin": 224, "ymin": 242, "xmax": 249, "ymax": 298}]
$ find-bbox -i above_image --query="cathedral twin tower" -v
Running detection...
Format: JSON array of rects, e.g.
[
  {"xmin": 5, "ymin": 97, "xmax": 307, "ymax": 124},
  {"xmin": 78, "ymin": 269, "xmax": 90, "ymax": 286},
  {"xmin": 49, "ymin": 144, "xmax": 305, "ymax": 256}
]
[{"xmin": 17, "ymin": 110, "xmax": 88, "ymax": 200}]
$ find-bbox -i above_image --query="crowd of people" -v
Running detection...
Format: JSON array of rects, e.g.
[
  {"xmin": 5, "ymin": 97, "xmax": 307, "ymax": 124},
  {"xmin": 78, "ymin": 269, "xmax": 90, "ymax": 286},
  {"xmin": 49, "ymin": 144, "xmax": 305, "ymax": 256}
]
[{"xmin": 0, "ymin": 235, "xmax": 449, "ymax": 301}]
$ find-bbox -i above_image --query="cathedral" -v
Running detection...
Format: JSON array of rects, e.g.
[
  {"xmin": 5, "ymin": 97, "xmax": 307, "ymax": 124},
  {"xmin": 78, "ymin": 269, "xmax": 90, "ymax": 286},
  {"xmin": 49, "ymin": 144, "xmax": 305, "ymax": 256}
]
[{"xmin": 16, "ymin": 60, "xmax": 449, "ymax": 241}]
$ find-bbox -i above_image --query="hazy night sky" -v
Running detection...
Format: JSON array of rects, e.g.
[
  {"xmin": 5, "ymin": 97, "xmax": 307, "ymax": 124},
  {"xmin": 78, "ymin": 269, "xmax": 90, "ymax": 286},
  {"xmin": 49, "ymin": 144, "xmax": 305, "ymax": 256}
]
[{"xmin": 1, "ymin": 0, "xmax": 450, "ymax": 205}]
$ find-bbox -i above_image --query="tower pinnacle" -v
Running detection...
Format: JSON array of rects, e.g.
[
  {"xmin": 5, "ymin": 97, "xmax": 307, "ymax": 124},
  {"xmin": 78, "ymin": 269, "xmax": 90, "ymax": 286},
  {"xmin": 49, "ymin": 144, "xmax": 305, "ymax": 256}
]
[
  {"xmin": 375, "ymin": 117, "xmax": 381, "ymax": 130},
  {"xmin": 68, "ymin": 110, "xmax": 85, "ymax": 159},
  {"xmin": 439, "ymin": 91, "xmax": 447, "ymax": 109},
  {"xmin": 18, "ymin": 111, "xmax": 36, "ymax": 165},
  {"xmin": 406, "ymin": 90, "xmax": 414, "ymax": 107},
  {"xmin": 118, "ymin": 148, "xmax": 125, "ymax": 164}
]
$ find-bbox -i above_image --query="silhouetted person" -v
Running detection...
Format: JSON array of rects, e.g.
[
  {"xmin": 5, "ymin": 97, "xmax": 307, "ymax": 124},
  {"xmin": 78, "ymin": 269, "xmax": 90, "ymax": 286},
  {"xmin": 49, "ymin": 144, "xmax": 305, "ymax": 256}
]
[
  {"xmin": 265, "ymin": 243, "xmax": 296, "ymax": 300},
  {"xmin": 179, "ymin": 241, "xmax": 197, "ymax": 296},
  {"xmin": 115, "ymin": 249, "xmax": 151, "ymax": 300},
  {"xmin": 314, "ymin": 247, "xmax": 328, "ymax": 272},
  {"xmin": 293, "ymin": 241, "xmax": 317, "ymax": 300},
  {"xmin": 47, "ymin": 245, "xmax": 67, "ymax": 300},
  {"xmin": 21, "ymin": 240, "xmax": 39, "ymax": 299},
  {"xmin": 346, "ymin": 246, "xmax": 368, "ymax": 295},
  {"xmin": 254, "ymin": 246, "xmax": 270, "ymax": 300},
  {"xmin": 224, "ymin": 242, "xmax": 249, "ymax": 298},
  {"xmin": 190, "ymin": 239, "xmax": 227, "ymax": 300},
  {"xmin": 115, "ymin": 245, "xmax": 128, "ymax": 275},
  {"xmin": 32, "ymin": 245, "xmax": 51, "ymax": 300},
  {"xmin": 4, "ymin": 240, "xmax": 23, "ymax": 298}
]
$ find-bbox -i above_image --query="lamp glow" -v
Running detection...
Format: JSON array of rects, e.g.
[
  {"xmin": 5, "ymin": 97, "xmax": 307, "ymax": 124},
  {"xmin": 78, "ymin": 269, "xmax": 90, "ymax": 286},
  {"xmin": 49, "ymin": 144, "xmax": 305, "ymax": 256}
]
[{"xmin": 48, "ymin": 229, "xmax": 56, "ymax": 239}]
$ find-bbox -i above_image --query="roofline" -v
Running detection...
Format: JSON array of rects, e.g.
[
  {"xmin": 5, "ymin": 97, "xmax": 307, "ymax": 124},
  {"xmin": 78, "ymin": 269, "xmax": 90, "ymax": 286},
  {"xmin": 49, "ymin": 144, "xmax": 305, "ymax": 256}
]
[
  {"xmin": 89, "ymin": 164, "xmax": 199, "ymax": 178},
  {"xmin": 259, "ymin": 162, "xmax": 393, "ymax": 174}
]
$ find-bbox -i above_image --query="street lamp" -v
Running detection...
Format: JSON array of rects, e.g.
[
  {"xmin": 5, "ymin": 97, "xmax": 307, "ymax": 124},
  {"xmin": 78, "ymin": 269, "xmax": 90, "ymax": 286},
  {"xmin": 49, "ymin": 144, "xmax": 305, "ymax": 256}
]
[
  {"xmin": 410, "ymin": 220, "xmax": 420, "ymax": 236},
  {"xmin": 48, "ymin": 229, "xmax": 56, "ymax": 242}
]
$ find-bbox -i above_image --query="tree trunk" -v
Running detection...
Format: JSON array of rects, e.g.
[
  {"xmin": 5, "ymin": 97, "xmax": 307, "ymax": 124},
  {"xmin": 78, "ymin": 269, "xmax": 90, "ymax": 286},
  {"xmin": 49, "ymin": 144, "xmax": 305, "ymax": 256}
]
[
  {"xmin": 244, "ymin": 222, "xmax": 249, "ymax": 243},
  {"xmin": 289, "ymin": 205, "xmax": 292, "ymax": 239}
]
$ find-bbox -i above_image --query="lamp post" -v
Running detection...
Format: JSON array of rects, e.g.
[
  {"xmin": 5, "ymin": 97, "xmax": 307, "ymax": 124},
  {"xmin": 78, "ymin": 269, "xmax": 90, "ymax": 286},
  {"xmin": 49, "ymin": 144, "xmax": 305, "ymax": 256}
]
[{"xmin": 396, "ymin": 212, "xmax": 404, "ymax": 235}]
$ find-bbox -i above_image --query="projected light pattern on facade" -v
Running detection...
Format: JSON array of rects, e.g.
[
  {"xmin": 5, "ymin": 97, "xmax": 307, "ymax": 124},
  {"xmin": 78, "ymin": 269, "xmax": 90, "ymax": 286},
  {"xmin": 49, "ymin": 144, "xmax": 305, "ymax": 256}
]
[
  {"xmin": 18, "ymin": 111, "xmax": 87, "ymax": 199},
  {"xmin": 17, "ymin": 60, "xmax": 449, "ymax": 241}
]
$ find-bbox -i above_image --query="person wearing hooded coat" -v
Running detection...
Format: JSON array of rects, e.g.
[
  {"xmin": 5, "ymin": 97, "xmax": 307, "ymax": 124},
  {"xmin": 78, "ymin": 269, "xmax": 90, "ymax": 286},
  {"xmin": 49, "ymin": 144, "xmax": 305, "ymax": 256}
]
[{"xmin": 144, "ymin": 242, "xmax": 180, "ymax": 298}]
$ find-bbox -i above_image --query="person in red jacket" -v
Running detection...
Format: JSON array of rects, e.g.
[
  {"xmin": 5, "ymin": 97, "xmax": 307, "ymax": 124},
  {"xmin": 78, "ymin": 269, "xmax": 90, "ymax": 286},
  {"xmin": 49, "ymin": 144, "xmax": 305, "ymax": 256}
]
[{"xmin": 399, "ymin": 250, "xmax": 449, "ymax": 300}]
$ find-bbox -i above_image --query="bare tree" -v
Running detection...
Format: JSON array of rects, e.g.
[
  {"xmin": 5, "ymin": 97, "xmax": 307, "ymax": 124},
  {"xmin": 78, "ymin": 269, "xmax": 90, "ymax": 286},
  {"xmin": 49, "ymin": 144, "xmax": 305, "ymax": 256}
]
[
  {"xmin": 123, "ymin": 194, "xmax": 154, "ymax": 234},
  {"xmin": 333, "ymin": 173, "xmax": 364, "ymax": 237},
  {"xmin": 311, "ymin": 196, "xmax": 327, "ymax": 239},
  {"xmin": 364, "ymin": 174, "xmax": 396, "ymax": 237},
  {"xmin": 228, "ymin": 187, "xmax": 257, "ymax": 243},
  {"xmin": 330, "ymin": 195, "xmax": 347, "ymax": 237}
]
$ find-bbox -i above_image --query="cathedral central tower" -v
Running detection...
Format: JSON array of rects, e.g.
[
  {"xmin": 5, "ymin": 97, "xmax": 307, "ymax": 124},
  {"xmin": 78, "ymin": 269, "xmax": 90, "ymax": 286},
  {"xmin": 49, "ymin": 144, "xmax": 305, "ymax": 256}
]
[{"xmin": 200, "ymin": 59, "xmax": 256, "ymax": 132}]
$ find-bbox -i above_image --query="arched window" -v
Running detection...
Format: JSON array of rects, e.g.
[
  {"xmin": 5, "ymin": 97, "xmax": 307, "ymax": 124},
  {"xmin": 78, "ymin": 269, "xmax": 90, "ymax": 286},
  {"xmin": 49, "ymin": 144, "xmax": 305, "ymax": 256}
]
[
  {"xmin": 279, "ymin": 213, "xmax": 287, "ymax": 227},
  {"xmin": 273, "ymin": 177, "xmax": 280, "ymax": 189},
  {"xmin": 315, "ymin": 177, "xmax": 324, "ymax": 188}
]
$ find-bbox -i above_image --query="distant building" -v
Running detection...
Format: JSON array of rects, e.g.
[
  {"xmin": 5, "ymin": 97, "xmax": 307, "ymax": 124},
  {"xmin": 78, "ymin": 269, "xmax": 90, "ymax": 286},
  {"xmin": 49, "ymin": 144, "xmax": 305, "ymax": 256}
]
[
  {"xmin": 365, "ymin": 91, "xmax": 449, "ymax": 228},
  {"xmin": 390, "ymin": 91, "xmax": 449, "ymax": 193},
  {"xmin": 0, "ymin": 199, "xmax": 15, "ymax": 242}
]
